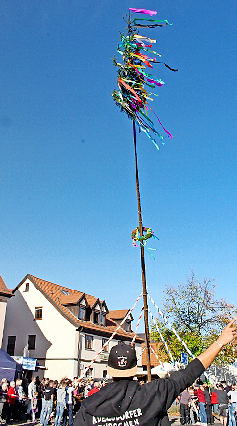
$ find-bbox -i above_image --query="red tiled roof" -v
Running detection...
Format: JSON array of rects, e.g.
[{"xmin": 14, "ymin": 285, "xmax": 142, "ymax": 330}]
[
  {"xmin": 142, "ymin": 342, "xmax": 162, "ymax": 367},
  {"xmin": 0, "ymin": 275, "xmax": 13, "ymax": 296},
  {"xmin": 16, "ymin": 274, "xmax": 143, "ymax": 343},
  {"xmin": 60, "ymin": 293, "xmax": 84, "ymax": 305},
  {"xmin": 109, "ymin": 309, "xmax": 129, "ymax": 319}
]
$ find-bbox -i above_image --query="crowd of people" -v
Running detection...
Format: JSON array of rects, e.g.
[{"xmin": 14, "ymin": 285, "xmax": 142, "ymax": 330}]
[
  {"xmin": 179, "ymin": 382, "xmax": 237, "ymax": 426},
  {"xmin": 0, "ymin": 375, "xmax": 107, "ymax": 425},
  {"xmin": 1, "ymin": 374, "xmax": 237, "ymax": 426}
]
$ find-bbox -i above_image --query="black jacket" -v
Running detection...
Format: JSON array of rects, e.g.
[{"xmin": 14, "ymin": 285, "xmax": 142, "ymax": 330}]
[{"xmin": 74, "ymin": 358, "xmax": 204, "ymax": 426}]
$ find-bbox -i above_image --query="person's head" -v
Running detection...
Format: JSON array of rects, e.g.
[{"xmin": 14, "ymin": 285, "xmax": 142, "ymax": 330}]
[
  {"xmin": 60, "ymin": 380, "xmax": 67, "ymax": 389},
  {"xmin": 16, "ymin": 379, "xmax": 22, "ymax": 386},
  {"xmin": 218, "ymin": 384, "xmax": 224, "ymax": 390},
  {"xmin": 10, "ymin": 381, "xmax": 15, "ymax": 388},
  {"xmin": 32, "ymin": 377, "xmax": 36, "ymax": 383},
  {"xmin": 1, "ymin": 378, "xmax": 7, "ymax": 385},
  {"xmin": 93, "ymin": 382, "xmax": 100, "ymax": 389},
  {"xmin": 49, "ymin": 380, "xmax": 54, "ymax": 387},
  {"xmin": 107, "ymin": 342, "xmax": 137, "ymax": 379},
  {"xmin": 2, "ymin": 383, "xmax": 8, "ymax": 391}
]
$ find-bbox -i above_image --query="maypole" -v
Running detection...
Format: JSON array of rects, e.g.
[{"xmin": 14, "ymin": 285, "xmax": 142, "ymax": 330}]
[
  {"xmin": 133, "ymin": 119, "xmax": 152, "ymax": 381},
  {"xmin": 112, "ymin": 7, "xmax": 177, "ymax": 382}
]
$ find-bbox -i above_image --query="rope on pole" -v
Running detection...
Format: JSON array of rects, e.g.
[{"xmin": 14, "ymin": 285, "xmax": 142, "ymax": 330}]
[
  {"xmin": 131, "ymin": 307, "xmax": 144, "ymax": 345},
  {"xmin": 149, "ymin": 309, "xmax": 174, "ymax": 363},
  {"xmin": 148, "ymin": 293, "xmax": 195, "ymax": 358}
]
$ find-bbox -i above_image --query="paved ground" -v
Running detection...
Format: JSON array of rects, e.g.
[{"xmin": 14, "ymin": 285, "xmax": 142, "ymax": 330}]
[{"xmin": 169, "ymin": 416, "xmax": 222, "ymax": 426}]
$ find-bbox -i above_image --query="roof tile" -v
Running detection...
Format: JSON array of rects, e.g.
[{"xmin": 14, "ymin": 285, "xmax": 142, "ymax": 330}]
[{"xmin": 0, "ymin": 275, "xmax": 13, "ymax": 296}]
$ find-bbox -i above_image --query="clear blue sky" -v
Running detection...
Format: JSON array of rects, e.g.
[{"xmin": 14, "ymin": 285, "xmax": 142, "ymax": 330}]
[{"xmin": 1, "ymin": 0, "xmax": 237, "ymax": 326}]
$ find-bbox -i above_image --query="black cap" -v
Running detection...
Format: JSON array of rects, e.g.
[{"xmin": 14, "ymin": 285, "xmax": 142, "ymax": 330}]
[{"xmin": 107, "ymin": 342, "xmax": 137, "ymax": 377}]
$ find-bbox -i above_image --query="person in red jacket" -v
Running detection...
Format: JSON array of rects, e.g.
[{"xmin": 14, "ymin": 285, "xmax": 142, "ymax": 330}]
[
  {"xmin": 87, "ymin": 382, "xmax": 100, "ymax": 397},
  {"xmin": 7, "ymin": 381, "xmax": 17, "ymax": 422},
  {"xmin": 210, "ymin": 385, "xmax": 218, "ymax": 415},
  {"xmin": 195, "ymin": 385, "xmax": 207, "ymax": 424}
]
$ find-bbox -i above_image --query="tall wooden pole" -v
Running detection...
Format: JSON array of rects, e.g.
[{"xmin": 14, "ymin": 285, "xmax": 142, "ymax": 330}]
[{"xmin": 133, "ymin": 120, "xmax": 152, "ymax": 382}]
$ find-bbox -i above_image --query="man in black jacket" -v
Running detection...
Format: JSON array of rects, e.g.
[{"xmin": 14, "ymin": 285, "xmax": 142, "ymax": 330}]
[{"xmin": 75, "ymin": 318, "xmax": 237, "ymax": 426}]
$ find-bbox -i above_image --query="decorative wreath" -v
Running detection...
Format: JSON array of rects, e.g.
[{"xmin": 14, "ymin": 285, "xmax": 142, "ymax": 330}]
[{"xmin": 131, "ymin": 227, "xmax": 153, "ymax": 246}]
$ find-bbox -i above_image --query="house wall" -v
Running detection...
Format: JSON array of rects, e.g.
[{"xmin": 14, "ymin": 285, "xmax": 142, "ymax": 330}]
[
  {"xmin": 0, "ymin": 299, "xmax": 7, "ymax": 347},
  {"xmin": 2, "ymin": 278, "xmax": 78, "ymax": 380},
  {"xmin": 2, "ymin": 277, "xmax": 143, "ymax": 380}
]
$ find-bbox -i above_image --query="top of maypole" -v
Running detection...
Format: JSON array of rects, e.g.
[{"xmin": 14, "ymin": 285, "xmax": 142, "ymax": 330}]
[{"xmin": 112, "ymin": 7, "xmax": 177, "ymax": 150}]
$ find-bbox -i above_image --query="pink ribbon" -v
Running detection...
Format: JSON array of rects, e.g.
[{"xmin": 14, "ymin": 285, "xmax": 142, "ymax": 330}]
[{"xmin": 129, "ymin": 8, "xmax": 157, "ymax": 16}]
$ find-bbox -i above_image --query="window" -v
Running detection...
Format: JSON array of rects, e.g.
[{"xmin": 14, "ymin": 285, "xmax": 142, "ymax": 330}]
[
  {"xmin": 85, "ymin": 335, "xmax": 93, "ymax": 350},
  {"xmin": 7, "ymin": 336, "xmax": 16, "ymax": 356},
  {"xmin": 103, "ymin": 370, "xmax": 107, "ymax": 378},
  {"xmin": 102, "ymin": 338, "xmax": 109, "ymax": 352},
  {"xmin": 28, "ymin": 335, "xmax": 36, "ymax": 350},
  {"xmin": 61, "ymin": 289, "xmax": 69, "ymax": 295},
  {"xmin": 24, "ymin": 283, "xmax": 29, "ymax": 292},
  {"xmin": 79, "ymin": 305, "xmax": 85, "ymax": 320},
  {"xmin": 93, "ymin": 311, "xmax": 100, "ymax": 324},
  {"xmin": 85, "ymin": 368, "xmax": 93, "ymax": 378},
  {"xmin": 100, "ymin": 312, "xmax": 106, "ymax": 326},
  {"xmin": 125, "ymin": 321, "xmax": 131, "ymax": 332},
  {"xmin": 85, "ymin": 307, "xmax": 92, "ymax": 321},
  {"xmin": 35, "ymin": 307, "xmax": 42, "ymax": 320}
]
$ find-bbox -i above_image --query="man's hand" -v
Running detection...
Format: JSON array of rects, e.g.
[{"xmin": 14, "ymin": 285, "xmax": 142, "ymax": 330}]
[
  {"xmin": 218, "ymin": 317, "xmax": 237, "ymax": 346},
  {"xmin": 198, "ymin": 317, "xmax": 237, "ymax": 369}
]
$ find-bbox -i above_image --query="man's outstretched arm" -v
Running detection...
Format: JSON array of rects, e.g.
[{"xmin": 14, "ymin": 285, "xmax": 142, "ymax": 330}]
[{"xmin": 198, "ymin": 317, "xmax": 237, "ymax": 369}]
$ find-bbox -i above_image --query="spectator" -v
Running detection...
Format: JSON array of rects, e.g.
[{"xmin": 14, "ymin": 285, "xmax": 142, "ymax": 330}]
[
  {"xmin": 203, "ymin": 384, "xmax": 213, "ymax": 424},
  {"xmin": 0, "ymin": 382, "xmax": 8, "ymax": 422},
  {"xmin": 87, "ymin": 382, "xmax": 100, "ymax": 397},
  {"xmin": 55, "ymin": 380, "xmax": 67, "ymax": 426},
  {"xmin": 216, "ymin": 384, "xmax": 228, "ymax": 426},
  {"xmin": 41, "ymin": 380, "xmax": 54, "ymax": 426},
  {"xmin": 63, "ymin": 380, "xmax": 74, "ymax": 426},
  {"xmin": 15, "ymin": 379, "xmax": 25, "ymax": 420},
  {"xmin": 27, "ymin": 377, "xmax": 37, "ymax": 421},
  {"xmin": 6, "ymin": 381, "xmax": 17, "ymax": 423},
  {"xmin": 40, "ymin": 378, "xmax": 49, "ymax": 425},
  {"xmin": 195, "ymin": 384, "xmax": 207, "ymax": 424},
  {"xmin": 180, "ymin": 388, "xmax": 191, "ymax": 425},
  {"xmin": 228, "ymin": 384, "xmax": 237, "ymax": 426},
  {"xmin": 31, "ymin": 391, "xmax": 38, "ymax": 423},
  {"xmin": 189, "ymin": 386, "xmax": 199, "ymax": 424},
  {"xmin": 210, "ymin": 384, "xmax": 218, "ymax": 415}
]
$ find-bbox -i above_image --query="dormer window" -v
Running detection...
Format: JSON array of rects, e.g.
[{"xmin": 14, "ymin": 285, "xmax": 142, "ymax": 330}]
[
  {"xmin": 100, "ymin": 312, "xmax": 106, "ymax": 326},
  {"xmin": 61, "ymin": 289, "xmax": 69, "ymax": 295},
  {"xmin": 125, "ymin": 320, "xmax": 131, "ymax": 332},
  {"xmin": 93, "ymin": 311, "xmax": 100, "ymax": 324},
  {"xmin": 93, "ymin": 302, "xmax": 101, "ymax": 324},
  {"xmin": 79, "ymin": 305, "xmax": 85, "ymax": 320}
]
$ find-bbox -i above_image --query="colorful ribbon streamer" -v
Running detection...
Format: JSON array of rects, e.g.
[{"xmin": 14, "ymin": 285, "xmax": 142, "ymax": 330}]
[
  {"xmin": 112, "ymin": 8, "xmax": 176, "ymax": 149},
  {"xmin": 129, "ymin": 8, "xmax": 157, "ymax": 16}
]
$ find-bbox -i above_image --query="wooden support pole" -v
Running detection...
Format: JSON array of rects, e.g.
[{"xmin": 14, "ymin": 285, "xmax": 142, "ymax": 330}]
[{"xmin": 133, "ymin": 120, "xmax": 152, "ymax": 382}]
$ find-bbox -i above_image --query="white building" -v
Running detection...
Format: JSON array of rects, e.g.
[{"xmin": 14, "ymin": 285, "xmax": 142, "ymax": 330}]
[{"xmin": 2, "ymin": 274, "xmax": 143, "ymax": 380}]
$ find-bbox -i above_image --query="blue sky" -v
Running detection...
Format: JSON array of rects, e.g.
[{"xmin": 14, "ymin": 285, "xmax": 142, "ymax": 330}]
[{"xmin": 1, "ymin": 0, "xmax": 237, "ymax": 327}]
